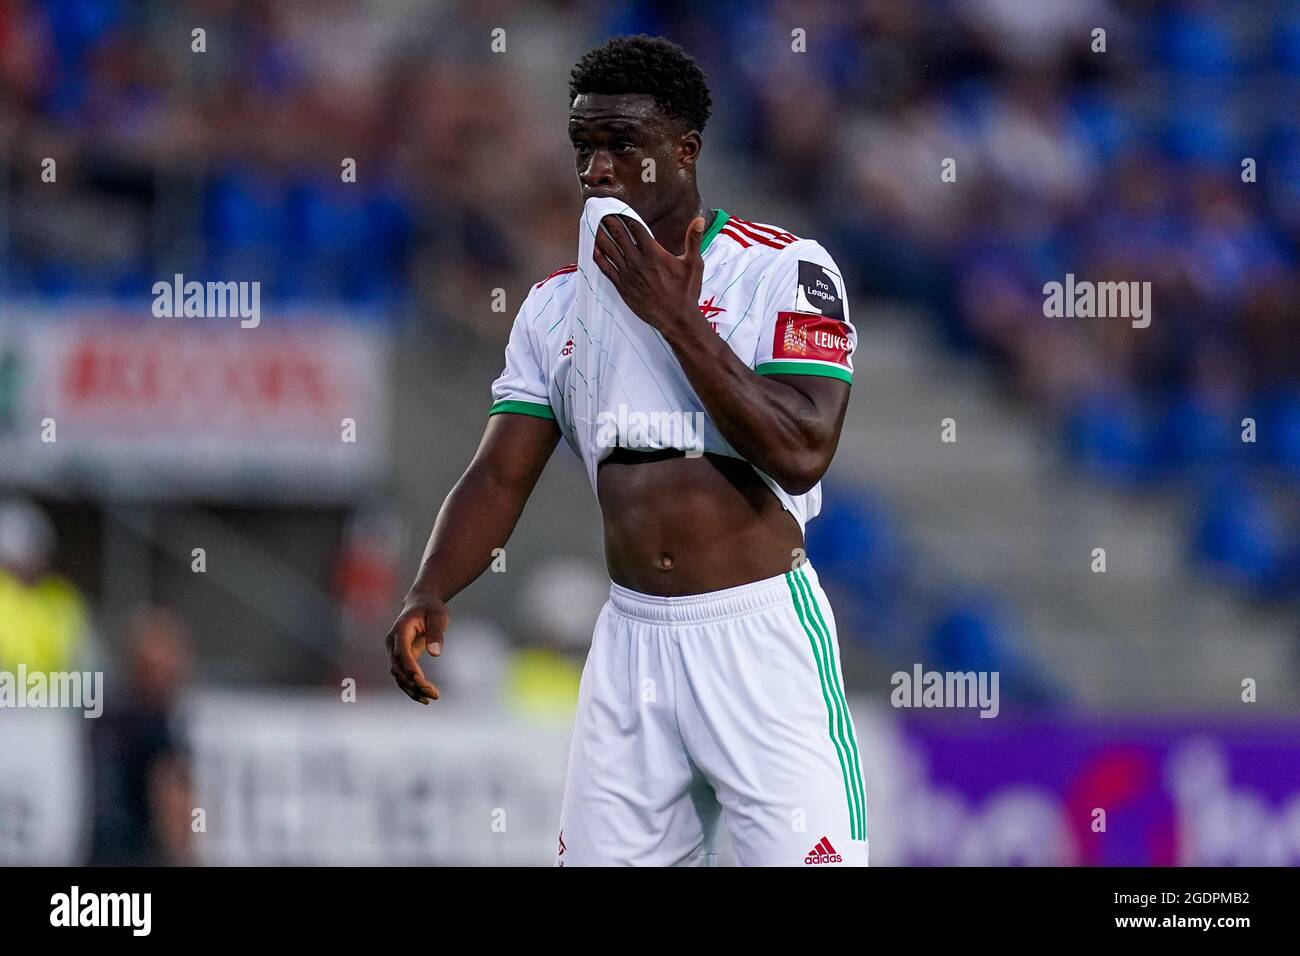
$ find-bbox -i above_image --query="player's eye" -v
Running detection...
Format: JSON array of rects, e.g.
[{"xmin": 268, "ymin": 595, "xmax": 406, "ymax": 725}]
[{"xmin": 613, "ymin": 142, "xmax": 635, "ymax": 153}]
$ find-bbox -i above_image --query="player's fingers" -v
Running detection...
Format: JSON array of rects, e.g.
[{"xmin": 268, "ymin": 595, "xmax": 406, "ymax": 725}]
[
  {"xmin": 618, "ymin": 215, "xmax": 654, "ymax": 254},
  {"xmin": 398, "ymin": 640, "xmax": 439, "ymax": 699},
  {"xmin": 594, "ymin": 227, "xmax": 625, "ymax": 271},
  {"xmin": 597, "ymin": 215, "xmax": 632, "ymax": 262},
  {"xmin": 388, "ymin": 656, "xmax": 420, "ymax": 700},
  {"xmin": 392, "ymin": 651, "xmax": 438, "ymax": 703},
  {"xmin": 389, "ymin": 660, "xmax": 421, "ymax": 702},
  {"xmin": 387, "ymin": 614, "xmax": 439, "ymax": 702},
  {"xmin": 387, "ymin": 612, "xmax": 423, "ymax": 657},
  {"xmin": 593, "ymin": 246, "xmax": 622, "ymax": 287}
]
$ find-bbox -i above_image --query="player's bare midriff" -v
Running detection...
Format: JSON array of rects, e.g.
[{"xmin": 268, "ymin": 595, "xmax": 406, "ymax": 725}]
[{"xmin": 596, "ymin": 449, "xmax": 804, "ymax": 596}]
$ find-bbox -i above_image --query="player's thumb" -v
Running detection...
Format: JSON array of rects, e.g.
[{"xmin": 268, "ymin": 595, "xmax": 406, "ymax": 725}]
[
  {"xmin": 683, "ymin": 215, "xmax": 706, "ymax": 260},
  {"xmin": 425, "ymin": 604, "xmax": 450, "ymax": 657}
]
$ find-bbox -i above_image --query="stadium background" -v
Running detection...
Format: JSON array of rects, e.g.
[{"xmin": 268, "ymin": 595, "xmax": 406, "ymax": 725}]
[{"xmin": 1, "ymin": 0, "xmax": 1298, "ymax": 866}]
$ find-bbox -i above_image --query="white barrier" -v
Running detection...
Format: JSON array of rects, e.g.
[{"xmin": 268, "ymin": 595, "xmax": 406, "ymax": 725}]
[
  {"xmin": 0, "ymin": 708, "xmax": 86, "ymax": 864},
  {"xmin": 187, "ymin": 693, "xmax": 572, "ymax": 866},
  {"xmin": 12, "ymin": 692, "xmax": 1295, "ymax": 866}
]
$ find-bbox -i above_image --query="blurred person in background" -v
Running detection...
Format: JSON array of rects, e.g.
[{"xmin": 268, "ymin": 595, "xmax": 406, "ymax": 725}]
[
  {"xmin": 89, "ymin": 605, "xmax": 194, "ymax": 866},
  {"xmin": 0, "ymin": 497, "xmax": 93, "ymax": 676},
  {"xmin": 330, "ymin": 506, "xmax": 403, "ymax": 689}
]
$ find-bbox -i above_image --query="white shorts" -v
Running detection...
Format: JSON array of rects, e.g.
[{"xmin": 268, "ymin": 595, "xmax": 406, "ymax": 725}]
[{"xmin": 555, "ymin": 562, "xmax": 868, "ymax": 867}]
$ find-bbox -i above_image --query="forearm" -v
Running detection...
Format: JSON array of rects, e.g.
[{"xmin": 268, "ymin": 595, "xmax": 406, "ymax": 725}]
[
  {"xmin": 405, "ymin": 465, "xmax": 530, "ymax": 605},
  {"xmin": 662, "ymin": 312, "xmax": 833, "ymax": 493}
]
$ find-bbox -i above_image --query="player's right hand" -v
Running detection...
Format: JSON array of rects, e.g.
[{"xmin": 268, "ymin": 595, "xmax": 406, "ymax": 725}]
[{"xmin": 385, "ymin": 595, "xmax": 450, "ymax": 704}]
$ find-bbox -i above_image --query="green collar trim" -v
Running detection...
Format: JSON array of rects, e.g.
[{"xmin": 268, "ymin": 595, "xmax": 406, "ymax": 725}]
[{"xmin": 700, "ymin": 208, "xmax": 729, "ymax": 255}]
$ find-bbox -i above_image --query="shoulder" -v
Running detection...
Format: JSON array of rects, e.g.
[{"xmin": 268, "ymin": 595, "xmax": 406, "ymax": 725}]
[
  {"xmin": 517, "ymin": 262, "xmax": 581, "ymax": 328},
  {"xmin": 712, "ymin": 215, "xmax": 839, "ymax": 275},
  {"xmin": 716, "ymin": 220, "xmax": 847, "ymax": 323},
  {"xmin": 531, "ymin": 262, "xmax": 578, "ymax": 291}
]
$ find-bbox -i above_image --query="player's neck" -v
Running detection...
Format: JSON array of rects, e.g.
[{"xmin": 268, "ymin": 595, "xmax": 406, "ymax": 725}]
[{"xmin": 649, "ymin": 197, "xmax": 711, "ymax": 256}]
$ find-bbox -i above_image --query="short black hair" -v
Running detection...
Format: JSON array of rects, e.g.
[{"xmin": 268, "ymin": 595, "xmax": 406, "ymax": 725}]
[{"xmin": 569, "ymin": 34, "xmax": 712, "ymax": 133}]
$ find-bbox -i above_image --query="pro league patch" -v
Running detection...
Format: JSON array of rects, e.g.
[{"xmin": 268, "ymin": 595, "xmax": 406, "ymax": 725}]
[{"xmin": 794, "ymin": 261, "xmax": 843, "ymax": 318}]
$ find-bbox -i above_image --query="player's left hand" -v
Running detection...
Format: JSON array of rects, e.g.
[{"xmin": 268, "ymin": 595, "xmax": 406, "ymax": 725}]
[{"xmin": 592, "ymin": 214, "xmax": 706, "ymax": 333}]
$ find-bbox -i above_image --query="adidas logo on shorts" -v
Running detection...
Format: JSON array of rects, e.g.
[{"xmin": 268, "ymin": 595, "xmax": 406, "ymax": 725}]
[{"xmin": 804, "ymin": 836, "xmax": 843, "ymax": 865}]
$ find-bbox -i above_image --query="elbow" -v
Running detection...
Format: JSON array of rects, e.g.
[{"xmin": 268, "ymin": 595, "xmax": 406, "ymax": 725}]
[{"xmin": 771, "ymin": 450, "xmax": 830, "ymax": 497}]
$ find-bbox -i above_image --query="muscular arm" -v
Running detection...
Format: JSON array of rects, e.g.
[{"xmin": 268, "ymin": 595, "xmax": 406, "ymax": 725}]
[
  {"xmin": 661, "ymin": 320, "xmax": 848, "ymax": 495},
  {"xmin": 387, "ymin": 412, "xmax": 560, "ymax": 702},
  {"xmin": 408, "ymin": 412, "xmax": 560, "ymax": 603},
  {"xmin": 593, "ymin": 213, "xmax": 850, "ymax": 495}
]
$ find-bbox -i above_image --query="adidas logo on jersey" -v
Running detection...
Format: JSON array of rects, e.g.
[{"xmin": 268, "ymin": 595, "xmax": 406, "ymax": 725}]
[{"xmin": 804, "ymin": 836, "xmax": 843, "ymax": 865}]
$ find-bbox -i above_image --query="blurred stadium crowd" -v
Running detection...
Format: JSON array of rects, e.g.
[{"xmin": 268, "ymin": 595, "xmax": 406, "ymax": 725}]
[
  {"xmin": 3, "ymin": 0, "xmax": 1296, "ymax": 590},
  {"xmin": 1, "ymin": 0, "xmax": 1298, "ymax": 863}
]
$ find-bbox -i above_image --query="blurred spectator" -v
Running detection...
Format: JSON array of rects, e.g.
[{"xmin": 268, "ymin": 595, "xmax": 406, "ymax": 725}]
[
  {"xmin": 0, "ymin": 498, "xmax": 92, "ymax": 674},
  {"xmin": 89, "ymin": 605, "xmax": 194, "ymax": 865},
  {"xmin": 330, "ymin": 505, "xmax": 403, "ymax": 688}
]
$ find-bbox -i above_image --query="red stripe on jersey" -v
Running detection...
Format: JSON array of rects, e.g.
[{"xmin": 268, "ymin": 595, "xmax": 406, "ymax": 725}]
[
  {"xmin": 718, "ymin": 227, "xmax": 752, "ymax": 248},
  {"xmin": 731, "ymin": 217, "xmax": 798, "ymax": 243},
  {"xmin": 534, "ymin": 263, "xmax": 578, "ymax": 288},
  {"xmin": 725, "ymin": 219, "xmax": 789, "ymax": 249},
  {"xmin": 816, "ymin": 838, "xmax": 832, "ymax": 855}
]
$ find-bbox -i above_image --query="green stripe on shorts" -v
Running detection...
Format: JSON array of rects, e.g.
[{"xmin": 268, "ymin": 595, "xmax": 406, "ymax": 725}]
[
  {"xmin": 795, "ymin": 568, "xmax": 867, "ymax": 841},
  {"xmin": 785, "ymin": 570, "xmax": 864, "ymax": 841}
]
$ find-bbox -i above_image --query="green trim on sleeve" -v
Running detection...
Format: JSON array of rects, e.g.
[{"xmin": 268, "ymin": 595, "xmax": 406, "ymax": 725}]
[
  {"xmin": 699, "ymin": 209, "xmax": 729, "ymax": 255},
  {"xmin": 756, "ymin": 361, "xmax": 853, "ymax": 384},
  {"xmin": 488, "ymin": 399, "xmax": 555, "ymax": 420}
]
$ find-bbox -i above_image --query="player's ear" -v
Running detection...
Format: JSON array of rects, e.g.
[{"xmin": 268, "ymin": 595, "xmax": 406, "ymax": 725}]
[{"xmin": 678, "ymin": 130, "xmax": 702, "ymax": 169}]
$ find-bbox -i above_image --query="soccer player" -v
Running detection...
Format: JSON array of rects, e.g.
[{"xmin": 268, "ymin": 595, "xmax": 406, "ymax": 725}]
[{"xmin": 386, "ymin": 35, "xmax": 866, "ymax": 866}]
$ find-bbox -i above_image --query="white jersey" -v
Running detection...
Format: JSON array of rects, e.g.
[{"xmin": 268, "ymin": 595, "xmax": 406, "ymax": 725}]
[{"xmin": 489, "ymin": 198, "xmax": 856, "ymax": 530}]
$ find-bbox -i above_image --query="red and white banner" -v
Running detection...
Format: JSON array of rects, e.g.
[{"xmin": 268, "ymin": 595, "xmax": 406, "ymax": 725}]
[{"xmin": 0, "ymin": 309, "xmax": 390, "ymax": 501}]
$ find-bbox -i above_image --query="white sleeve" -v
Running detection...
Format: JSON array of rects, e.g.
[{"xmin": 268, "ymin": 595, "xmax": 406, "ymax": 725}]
[
  {"xmin": 488, "ymin": 298, "xmax": 554, "ymax": 420},
  {"xmin": 752, "ymin": 242, "xmax": 856, "ymax": 384}
]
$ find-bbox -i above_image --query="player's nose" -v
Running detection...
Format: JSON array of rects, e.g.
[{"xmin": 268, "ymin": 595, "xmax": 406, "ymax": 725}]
[{"xmin": 579, "ymin": 150, "xmax": 617, "ymax": 190}]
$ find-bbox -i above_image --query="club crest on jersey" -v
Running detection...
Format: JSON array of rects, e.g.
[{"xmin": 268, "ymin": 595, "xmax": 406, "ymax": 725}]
[
  {"xmin": 774, "ymin": 312, "xmax": 852, "ymax": 367},
  {"xmin": 795, "ymin": 261, "xmax": 843, "ymax": 318},
  {"xmin": 782, "ymin": 316, "xmax": 809, "ymax": 355}
]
